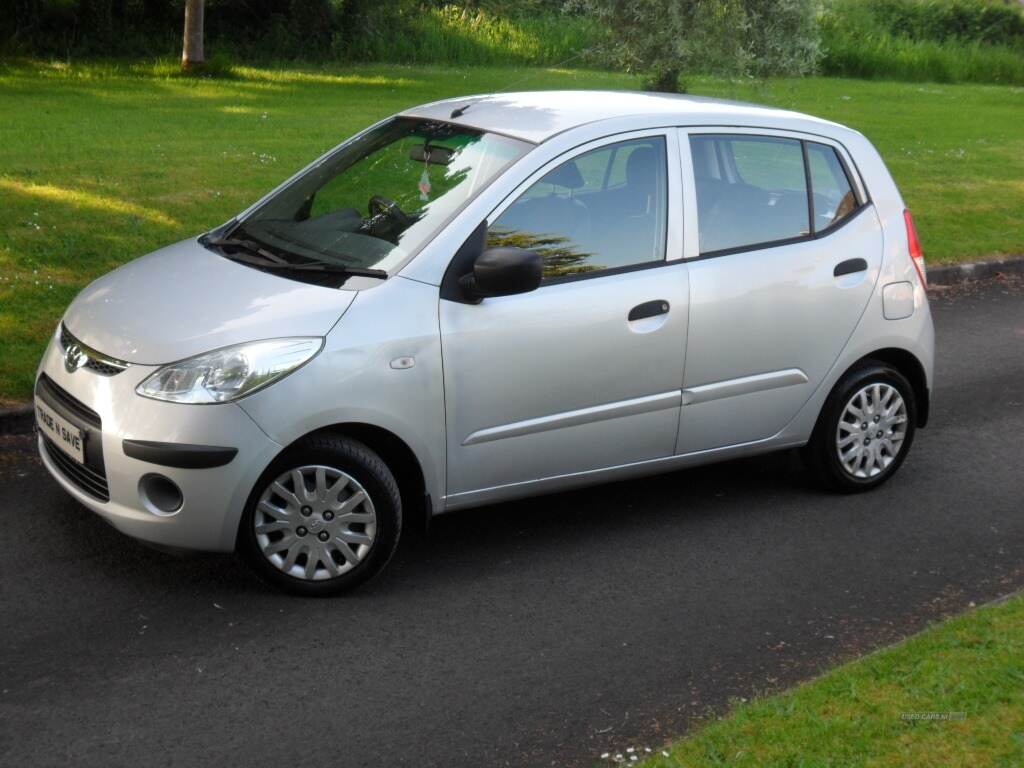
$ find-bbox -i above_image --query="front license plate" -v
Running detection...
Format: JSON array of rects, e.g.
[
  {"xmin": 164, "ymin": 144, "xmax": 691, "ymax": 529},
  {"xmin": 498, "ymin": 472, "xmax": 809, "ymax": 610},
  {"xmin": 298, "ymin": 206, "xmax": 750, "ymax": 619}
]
[{"xmin": 36, "ymin": 398, "xmax": 85, "ymax": 464}]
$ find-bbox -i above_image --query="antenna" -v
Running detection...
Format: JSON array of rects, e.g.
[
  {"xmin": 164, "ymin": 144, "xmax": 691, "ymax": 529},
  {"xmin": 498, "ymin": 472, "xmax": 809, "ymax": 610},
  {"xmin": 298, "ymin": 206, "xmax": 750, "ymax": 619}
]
[
  {"xmin": 492, "ymin": 46, "xmax": 596, "ymax": 94},
  {"xmin": 446, "ymin": 44, "xmax": 600, "ymax": 120}
]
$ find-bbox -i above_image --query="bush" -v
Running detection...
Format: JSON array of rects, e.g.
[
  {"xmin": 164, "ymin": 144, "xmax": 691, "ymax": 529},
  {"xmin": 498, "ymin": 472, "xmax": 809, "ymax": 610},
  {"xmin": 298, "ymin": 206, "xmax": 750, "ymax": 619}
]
[
  {"xmin": 823, "ymin": 0, "xmax": 1024, "ymax": 46},
  {"xmin": 2, "ymin": 0, "xmax": 599, "ymax": 65},
  {"xmin": 3, "ymin": 0, "xmax": 350, "ymax": 58},
  {"xmin": 341, "ymin": 3, "xmax": 602, "ymax": 65},
  {"xmin": 822, "ymin": 33, "xmax": 1024, "ymax": 83},
  {"xmin": 820, "ymin": 0, "xmax": 1024, "ymax": 84}
]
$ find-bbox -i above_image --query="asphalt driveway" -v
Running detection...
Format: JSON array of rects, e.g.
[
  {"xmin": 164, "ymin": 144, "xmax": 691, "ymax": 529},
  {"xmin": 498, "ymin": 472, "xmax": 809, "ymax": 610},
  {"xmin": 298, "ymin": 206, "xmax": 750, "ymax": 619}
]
[{"xmin": 1, "ymin": 275, "xmax": 1022, "ymax": 767}]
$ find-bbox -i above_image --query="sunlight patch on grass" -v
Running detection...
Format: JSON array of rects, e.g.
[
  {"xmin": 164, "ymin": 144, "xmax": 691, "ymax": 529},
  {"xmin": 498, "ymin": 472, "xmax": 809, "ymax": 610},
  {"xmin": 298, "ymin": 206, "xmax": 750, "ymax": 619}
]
[
  {"xmin": 227, "ymin": 65, "xmax": 418, "ymax": 88},
  {"xmin": 0, "ymin": 178, "xmax": 180, "ymax": 228}
]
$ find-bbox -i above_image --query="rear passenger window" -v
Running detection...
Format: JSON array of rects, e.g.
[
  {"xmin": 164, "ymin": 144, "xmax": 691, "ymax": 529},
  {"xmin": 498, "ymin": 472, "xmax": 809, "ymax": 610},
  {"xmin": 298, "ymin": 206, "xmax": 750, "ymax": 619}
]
[
  {"xmin": 691, "ymin": 134, "xmax": 863, "ymax": 256},
  {"xmin": 691, "ymin": 135, "xmax": 809, "ymax": 254},
  {"xmin": 807, "ymin": 142, "xmax": 857, "ymax": 232},
  {"xmin": 488, "ymin": 137, "xmax": 668, "ymax": 280}
]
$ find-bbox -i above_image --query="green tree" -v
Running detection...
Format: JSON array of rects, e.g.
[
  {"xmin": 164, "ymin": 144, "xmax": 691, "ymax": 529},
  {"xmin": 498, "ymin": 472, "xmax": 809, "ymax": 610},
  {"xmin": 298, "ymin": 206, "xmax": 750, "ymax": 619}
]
[{"xmin": 574, "ymin": 0, "xmax": 821, "ymax": 92}]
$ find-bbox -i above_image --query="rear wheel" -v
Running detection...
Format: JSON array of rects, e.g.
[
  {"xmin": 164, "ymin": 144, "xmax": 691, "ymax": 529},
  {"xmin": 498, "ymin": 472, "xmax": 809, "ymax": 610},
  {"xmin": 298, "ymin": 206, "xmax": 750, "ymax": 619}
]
[
  {"xmin": 803, "ymin": 362, "xmax": 917, "ymax": 493},
  {"xmin": 238, "ymin": 434, "xmax": 402, "ymax": 595}
]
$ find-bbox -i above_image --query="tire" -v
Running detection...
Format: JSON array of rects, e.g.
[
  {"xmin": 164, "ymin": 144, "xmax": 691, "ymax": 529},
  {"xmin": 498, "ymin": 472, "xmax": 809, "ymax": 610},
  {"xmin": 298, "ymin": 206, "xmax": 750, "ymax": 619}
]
[
  {"xmin": 803, "ymin": 361, "xmax": 917, "ymax": 493},
  {"xmin": 237, "ymin": 434, "xmax": 402, "ymax": 596}
]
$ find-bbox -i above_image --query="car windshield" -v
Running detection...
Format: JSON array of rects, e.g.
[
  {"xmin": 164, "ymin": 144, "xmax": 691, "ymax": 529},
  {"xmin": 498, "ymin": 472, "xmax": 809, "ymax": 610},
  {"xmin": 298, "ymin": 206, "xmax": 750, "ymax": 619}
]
[{"xmin": 228, "ymin": 117, "xmax": 531, "ymax": 274}]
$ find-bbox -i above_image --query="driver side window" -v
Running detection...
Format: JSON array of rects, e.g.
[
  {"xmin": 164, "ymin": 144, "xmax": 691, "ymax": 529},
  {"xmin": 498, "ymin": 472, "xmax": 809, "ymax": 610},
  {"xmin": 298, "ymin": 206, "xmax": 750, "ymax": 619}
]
[{"xmin": 487, "ymin": 136, "xmax": 668, "ymax": 281}]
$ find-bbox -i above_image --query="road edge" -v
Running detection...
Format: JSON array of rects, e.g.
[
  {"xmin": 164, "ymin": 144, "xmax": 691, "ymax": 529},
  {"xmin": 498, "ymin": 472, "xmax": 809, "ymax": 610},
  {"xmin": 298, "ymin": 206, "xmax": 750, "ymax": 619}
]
[
  {"xmin": 1, "ymin": 256, "xmax": 1021, "ymax": 436},
  {"xmin": 0, "ymin": 404, "xmax": 34, "ymax": 437},
  {"xmin": 634, "ymin": 586, "xmax": 1024, "ymax": 767},
  {"xmin": 927, "ymin": 254, "xmax": 1024, "ymax": 285}
]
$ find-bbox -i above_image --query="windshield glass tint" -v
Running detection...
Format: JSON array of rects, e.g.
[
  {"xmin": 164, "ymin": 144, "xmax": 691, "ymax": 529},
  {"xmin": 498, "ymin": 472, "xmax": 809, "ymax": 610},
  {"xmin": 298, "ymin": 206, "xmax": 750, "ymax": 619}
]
[{"xmin": 235, "ymin": 118, "xmax": 530, "ymax": 271}]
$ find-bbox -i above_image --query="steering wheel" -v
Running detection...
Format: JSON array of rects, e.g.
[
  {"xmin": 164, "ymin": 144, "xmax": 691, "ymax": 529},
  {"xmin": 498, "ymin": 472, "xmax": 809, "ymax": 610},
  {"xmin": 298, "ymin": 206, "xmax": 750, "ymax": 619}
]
[{"xmin": 368, "ymin": 195, "xmax": 413, "ymax": 229}]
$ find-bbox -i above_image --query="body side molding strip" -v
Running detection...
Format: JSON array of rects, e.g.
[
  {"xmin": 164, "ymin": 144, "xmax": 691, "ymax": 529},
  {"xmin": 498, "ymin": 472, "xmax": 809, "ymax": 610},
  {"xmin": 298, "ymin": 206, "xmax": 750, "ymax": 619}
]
[
  {"xmin": 681, "ymin": 368, "xmax": 809, "ymax": 405},
  {"xmin": 122, "ymin": 439, "xmax": 238, "ymax": 469},
  {"xmin": 462, "ymin": 390, "xmax": 682, "ymax": 446}
]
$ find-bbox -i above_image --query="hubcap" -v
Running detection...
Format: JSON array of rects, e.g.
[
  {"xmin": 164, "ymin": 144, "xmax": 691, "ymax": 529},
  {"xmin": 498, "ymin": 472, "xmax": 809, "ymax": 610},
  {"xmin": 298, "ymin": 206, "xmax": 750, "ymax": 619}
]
[
  {"xmin": 836, "ymin": 383, "xmax": 908, "ymax": 479},
  {"xmin": 254, "ymin": 465, "xmax": 377, "ymax": 581}
]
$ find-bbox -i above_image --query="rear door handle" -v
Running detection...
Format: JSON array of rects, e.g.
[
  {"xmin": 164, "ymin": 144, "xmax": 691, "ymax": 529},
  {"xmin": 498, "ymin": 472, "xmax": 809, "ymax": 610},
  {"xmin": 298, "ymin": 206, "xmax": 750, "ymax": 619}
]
[
  {"xmin": 628, "ymin": 300, "xmax": 670, "ymax": 321},
  {"xmin": 834, "ymin": 258, "xmax": 868, "ymax": 277}
]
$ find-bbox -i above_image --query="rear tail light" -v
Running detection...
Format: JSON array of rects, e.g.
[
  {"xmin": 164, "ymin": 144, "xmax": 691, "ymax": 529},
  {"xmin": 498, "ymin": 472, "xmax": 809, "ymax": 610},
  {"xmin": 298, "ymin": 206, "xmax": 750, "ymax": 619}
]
[{"xmin": 904, "ymin": 209, "xmax": 927, "ymax": 288}]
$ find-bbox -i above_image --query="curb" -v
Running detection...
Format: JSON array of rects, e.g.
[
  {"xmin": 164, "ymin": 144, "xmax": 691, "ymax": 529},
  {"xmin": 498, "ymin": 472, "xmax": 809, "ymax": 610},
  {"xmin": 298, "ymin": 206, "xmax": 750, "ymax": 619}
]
[
  {"xmin": 927, "ymin": 255, "xmax": 1024, "ymax": 286},
  {"xmin": 0, "ymin": 256, "xmax": 1020, "ymax": 438},
  {"xmin": 0, "ymin": 404, "xmax": 34, "ymax": 437}
]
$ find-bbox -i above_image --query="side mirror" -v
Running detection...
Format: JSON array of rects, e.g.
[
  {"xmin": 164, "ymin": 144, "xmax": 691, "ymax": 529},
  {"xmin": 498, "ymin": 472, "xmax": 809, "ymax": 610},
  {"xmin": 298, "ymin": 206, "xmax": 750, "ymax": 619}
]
[{"xmin": 459, "ymin": 247, "xmax": 542, "ymax": 303}]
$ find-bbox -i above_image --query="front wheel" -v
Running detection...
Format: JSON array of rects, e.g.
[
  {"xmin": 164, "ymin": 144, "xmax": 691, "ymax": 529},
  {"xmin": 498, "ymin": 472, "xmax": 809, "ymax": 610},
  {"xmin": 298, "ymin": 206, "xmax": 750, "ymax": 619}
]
[
  {"xmin": 237, "ymin": 434, "xmax": 402, "ymax": 595},
  {"xmin": 803, "ymin": 362, "xmax": 917, "ymax": 493}
]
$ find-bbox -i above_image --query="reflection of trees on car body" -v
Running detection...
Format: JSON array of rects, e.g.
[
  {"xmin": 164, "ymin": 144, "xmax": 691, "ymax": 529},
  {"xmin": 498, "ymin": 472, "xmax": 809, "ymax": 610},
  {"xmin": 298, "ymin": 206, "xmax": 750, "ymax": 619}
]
[{"xmin": 486, "ymin": 228, "xmax": 601, "ymax": 279}]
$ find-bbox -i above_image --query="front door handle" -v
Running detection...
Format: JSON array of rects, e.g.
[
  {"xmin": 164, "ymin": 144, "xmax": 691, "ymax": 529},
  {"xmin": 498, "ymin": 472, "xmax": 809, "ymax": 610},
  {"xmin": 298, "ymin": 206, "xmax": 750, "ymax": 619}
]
[
  {"xmin": 834, "ymin": 258, "xmax": 868, "ymax": 277},
  {"xmin": 628, "ymin": 300, "xmax": 670, "ymax": 321}
]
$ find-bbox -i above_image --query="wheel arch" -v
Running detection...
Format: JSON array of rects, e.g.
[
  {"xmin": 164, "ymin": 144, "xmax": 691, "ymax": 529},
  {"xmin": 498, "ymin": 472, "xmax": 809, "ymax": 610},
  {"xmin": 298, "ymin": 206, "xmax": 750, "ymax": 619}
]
[
  {"xmin": 282, "ymin": 422, "xmax": 431, "ymax": 529},
  {"xmin": 849, "ymin": 348, "xmax": 930, "ymax": 427}
]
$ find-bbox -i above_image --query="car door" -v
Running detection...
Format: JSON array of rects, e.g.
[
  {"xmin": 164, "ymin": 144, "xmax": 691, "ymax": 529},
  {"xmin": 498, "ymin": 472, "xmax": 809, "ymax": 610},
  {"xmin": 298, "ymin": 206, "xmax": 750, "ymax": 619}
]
[
  {"xmin": 439, "ymin": 130, "xmax": 689, "ymax": 504},
  {"xmin": 676, "ymin": 128, "xmax": 883, "ymax": 454}
]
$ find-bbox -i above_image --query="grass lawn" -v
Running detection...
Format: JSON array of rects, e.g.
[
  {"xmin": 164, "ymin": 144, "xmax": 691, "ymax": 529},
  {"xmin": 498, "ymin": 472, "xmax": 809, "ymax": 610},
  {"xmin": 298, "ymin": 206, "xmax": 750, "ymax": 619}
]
[
  {"xmin": 633, "ymin": 593, "xmax": 1024, "ymax": 767},
  {"xmin": 1, "ymin": 60, "xmax": 1022, "ymax": 401}
]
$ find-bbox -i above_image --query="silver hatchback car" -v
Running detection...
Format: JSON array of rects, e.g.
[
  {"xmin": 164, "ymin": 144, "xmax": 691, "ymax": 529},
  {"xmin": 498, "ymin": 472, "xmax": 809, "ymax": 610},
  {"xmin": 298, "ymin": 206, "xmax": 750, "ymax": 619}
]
[{"xmin": 36, "ymin": 91, "xmax": 934, "ymax": 594}]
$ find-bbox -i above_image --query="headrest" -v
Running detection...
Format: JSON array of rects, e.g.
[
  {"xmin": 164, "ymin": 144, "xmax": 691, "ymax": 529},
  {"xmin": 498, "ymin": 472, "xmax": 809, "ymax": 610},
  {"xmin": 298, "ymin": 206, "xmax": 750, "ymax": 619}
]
[
  {"xmin": 626, "ymin": 146, "xmax": 657, "ymax": 186},
  {"xmin": 543, "ymin": 159, "xmax": 584, "ymax": 190}
]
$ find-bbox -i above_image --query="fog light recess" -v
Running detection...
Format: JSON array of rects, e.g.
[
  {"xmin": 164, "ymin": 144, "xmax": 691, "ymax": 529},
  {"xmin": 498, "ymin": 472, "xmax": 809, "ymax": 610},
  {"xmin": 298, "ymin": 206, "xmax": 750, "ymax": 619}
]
[{"xmin": 139, "ymin": 474, "xmax": 184, "ymax": 516}]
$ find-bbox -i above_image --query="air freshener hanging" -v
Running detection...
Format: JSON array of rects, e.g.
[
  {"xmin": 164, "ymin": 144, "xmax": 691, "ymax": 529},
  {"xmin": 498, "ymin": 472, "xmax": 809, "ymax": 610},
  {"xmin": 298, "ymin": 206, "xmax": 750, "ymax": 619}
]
[{"xmin": 418, "ymin": 158, "xmax": 432, "ymax": 201}]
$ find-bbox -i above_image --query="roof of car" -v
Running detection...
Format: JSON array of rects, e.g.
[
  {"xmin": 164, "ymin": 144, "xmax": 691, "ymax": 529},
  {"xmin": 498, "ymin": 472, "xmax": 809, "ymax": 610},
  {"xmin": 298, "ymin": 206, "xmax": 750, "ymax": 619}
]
[{"xmin": 400, "ymin": 90, "xmax": 846, "ymax": 144}]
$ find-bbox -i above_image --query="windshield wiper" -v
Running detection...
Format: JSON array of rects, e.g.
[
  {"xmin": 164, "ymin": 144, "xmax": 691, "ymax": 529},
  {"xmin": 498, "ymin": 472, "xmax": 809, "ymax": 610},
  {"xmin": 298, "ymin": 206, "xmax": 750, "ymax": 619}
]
[
  {"xmin": 206, "ymin": 233, "xmax": 387, "ymax": 280},
  {"xmin": 285, "ymin": 261, "xmax": 388, "ymax": 279},
  {"xmin": 204, "ymin": 236, "xmax": 288, "ymax": 264},
  {"xmin": 219, "ymin": 250, "xmax": 387, "ymax": 280}
]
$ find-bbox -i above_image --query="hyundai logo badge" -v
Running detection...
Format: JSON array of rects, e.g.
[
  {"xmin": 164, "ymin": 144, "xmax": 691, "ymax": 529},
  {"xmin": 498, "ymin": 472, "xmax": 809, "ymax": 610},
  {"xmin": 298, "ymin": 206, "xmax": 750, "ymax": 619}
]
[{"xmin": 64, "ymin": 343, "xmax": 88, "ymax": 373}]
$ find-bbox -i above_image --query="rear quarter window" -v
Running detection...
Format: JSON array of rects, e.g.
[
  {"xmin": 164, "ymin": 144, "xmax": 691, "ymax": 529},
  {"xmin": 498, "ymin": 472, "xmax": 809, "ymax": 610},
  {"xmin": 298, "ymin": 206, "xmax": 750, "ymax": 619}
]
[{"xmin": 807, "ymin": 142, "xmax": 858, "ymax": 233}]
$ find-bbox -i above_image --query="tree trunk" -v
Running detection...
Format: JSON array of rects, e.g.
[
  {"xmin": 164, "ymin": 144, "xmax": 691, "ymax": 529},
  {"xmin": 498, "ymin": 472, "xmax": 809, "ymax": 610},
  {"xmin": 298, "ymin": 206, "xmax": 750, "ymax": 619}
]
[
  {"xmin": 181, "ymin": 0, "xmax": 205, "ymax": 72},
  {"xmin": 643, "ymin": 67, "xmax": 682, "ymax": 93}
]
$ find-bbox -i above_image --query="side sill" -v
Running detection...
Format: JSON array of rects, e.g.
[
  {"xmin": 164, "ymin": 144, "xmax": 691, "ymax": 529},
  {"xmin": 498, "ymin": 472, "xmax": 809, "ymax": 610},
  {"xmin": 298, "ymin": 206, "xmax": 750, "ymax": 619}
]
[{"xmin": 441, "ymin": 435, "xmax": 805, "ymax": 512}]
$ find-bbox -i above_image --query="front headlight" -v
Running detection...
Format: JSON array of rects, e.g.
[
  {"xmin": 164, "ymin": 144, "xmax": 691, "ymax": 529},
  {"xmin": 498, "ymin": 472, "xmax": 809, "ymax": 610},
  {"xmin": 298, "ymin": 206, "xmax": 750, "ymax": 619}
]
[{"xmin": 136, "ymin": 337, "xmax": 323, "ymax": 404}]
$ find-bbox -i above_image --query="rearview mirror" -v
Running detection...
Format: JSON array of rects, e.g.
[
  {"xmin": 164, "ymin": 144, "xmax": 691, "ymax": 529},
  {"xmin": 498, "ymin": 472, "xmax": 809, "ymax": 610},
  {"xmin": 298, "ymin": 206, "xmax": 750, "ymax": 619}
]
[
  {"xmin": 409, "ymin": 144, "xmax": 454, "ymax": 166},
  {"xmin": 459, "ymin": 247, "xmax": 543, "ymax": 302}
]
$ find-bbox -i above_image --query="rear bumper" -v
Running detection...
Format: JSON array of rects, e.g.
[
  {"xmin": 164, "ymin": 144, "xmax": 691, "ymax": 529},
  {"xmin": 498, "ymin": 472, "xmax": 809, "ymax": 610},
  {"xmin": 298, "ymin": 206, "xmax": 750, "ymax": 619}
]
[{"xmin": 35, "ymin": 335, "xmax": 282, "ymax": 552}]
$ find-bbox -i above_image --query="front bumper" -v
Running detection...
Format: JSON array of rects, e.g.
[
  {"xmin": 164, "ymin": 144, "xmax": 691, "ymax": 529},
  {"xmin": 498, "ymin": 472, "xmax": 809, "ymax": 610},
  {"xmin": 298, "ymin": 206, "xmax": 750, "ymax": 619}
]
[{"xmin": 35, "ymin": 335, "xmax": 282, "ymax": 552}]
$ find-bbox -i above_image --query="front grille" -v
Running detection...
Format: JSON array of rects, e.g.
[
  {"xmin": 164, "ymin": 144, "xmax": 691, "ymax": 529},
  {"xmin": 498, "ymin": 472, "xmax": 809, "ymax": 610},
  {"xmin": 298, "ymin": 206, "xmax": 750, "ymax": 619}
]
[
  {"xmin": 35, "ymin": 374, "xmax": 109, "ymax": 501},
  {"xmin": 84, "ymin": 358, "xmax": 126, "ymax": 376},
  {"xmin": 59, "ymin": 324, "xmax": 130, "ymax": 376},
  {"xmin": 42, "ymin": 437, "xmax": 110, "ymax": 502},
  {"xmin": 36, "ymin": 374, "xmax": 101, "ymax": 429}
]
